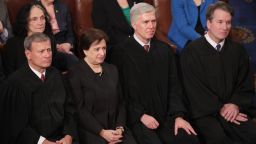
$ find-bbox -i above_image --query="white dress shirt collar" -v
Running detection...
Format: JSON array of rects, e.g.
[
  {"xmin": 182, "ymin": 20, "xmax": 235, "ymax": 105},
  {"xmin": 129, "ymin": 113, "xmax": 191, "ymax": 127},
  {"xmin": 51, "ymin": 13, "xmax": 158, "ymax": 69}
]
[
  {"xmin": 133, "ymin": 34, "xmax": 151, "ymax": 48},
  {"xmin": 204, "ymin": 33, "xmax": 225, "ymax": 51},
  {"xmin": 29, "ymin": 65, "xmax": 46, "ymax": 78}
]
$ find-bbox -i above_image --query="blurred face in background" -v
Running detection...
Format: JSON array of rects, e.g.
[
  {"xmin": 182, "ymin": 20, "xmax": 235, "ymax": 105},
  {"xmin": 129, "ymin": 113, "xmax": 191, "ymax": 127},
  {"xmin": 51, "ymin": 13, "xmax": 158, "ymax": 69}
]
[
  {"xmin": 83, "ymin": 39, "xmax": 107, "ymax": 66},
  {"xmin": 27, "ymin": 6, "xmax": 46, "ymax": 36}
]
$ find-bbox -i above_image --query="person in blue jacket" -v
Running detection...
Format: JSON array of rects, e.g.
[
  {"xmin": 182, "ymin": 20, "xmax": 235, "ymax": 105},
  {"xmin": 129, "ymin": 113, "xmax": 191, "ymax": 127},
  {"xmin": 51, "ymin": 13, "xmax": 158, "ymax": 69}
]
[{"xmin": 168, "ymin": 0, "xmax": 216, "ymax": 53}]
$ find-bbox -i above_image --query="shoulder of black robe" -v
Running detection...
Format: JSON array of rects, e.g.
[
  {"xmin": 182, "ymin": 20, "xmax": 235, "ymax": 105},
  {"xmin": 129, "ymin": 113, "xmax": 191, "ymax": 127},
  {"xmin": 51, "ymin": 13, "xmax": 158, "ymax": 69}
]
[
  {"xmin": 0, "ymin": 65, "xmax": 76, "ymax": 144},
  {"xmin": 0, "ymin": 66, "xmax": 32, "ymax": 144}
]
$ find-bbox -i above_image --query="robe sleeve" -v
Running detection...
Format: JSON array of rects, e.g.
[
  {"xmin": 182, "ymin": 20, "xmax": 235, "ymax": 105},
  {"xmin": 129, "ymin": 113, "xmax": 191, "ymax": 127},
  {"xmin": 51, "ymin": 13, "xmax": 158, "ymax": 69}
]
[
  {"xmin": 115, "ymin": 70, "xmax": 126, "ymax": 127},
  {"xmin": 229, "ymin": 47, "xmax": 254, "ymax": 109},
  {"xmin": 110, "ymin": 46, "xmax": 145, "ymax": 125},
  {"xmin": 167, "ymin": 49, "xmax": 187, "ymax": 119},
  {"xmin": 0, "ymin": 80, "xmax": 40, "ymax": 144},
  {"xmin": 62, "ymin": 75, "xmax": 77, "ymax": 139},
  {"xmin": 68, "ymin": 70, "xmax": 103, "ymax": 135}
]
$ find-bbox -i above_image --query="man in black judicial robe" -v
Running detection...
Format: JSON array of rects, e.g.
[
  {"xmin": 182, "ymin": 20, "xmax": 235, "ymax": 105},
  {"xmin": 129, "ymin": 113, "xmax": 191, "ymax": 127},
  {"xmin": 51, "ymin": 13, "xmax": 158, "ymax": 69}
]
[
  {"xmin": 180, "ymin": 2, "xmax": 256, "ymax": 144},
  {"xmin": 0, "ymin": 33, "xmax": 76, "ymax": 144},
  {"xmin": 111, "ymin": 2, "xmax": 199, "ymax": 144}
]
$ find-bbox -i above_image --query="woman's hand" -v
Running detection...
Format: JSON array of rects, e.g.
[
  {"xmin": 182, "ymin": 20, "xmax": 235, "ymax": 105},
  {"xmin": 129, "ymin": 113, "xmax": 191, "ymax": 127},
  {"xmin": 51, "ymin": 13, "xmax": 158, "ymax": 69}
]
[{"xmin": 100, "ymin": 129, "xmax": 123, "ymax": 143}]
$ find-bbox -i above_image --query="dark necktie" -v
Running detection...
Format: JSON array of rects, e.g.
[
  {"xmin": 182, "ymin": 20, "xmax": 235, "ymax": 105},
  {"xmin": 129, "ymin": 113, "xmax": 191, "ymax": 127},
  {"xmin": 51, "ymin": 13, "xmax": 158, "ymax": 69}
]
[
  {"xmin": 216, "ymin": 44, "xmax": 221, "ymax": 52},
  {"xmin": 144, "ymin": 45, "xmax": 149, "ymax": 52},
  {"xmin": 40, "ymin": 74, "xmax": 45, "ymax": 82}
]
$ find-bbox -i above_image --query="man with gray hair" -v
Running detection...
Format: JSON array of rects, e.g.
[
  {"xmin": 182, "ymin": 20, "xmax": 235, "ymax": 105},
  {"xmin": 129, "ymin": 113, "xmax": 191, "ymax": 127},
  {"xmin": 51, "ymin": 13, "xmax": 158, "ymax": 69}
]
[
  {"xmin": 0, "ymin": 33, "xmax": 76, "ymax": 144},
  {"xmin": 111, "ymin": 2, "xmax": 199, "ymax": 144}
]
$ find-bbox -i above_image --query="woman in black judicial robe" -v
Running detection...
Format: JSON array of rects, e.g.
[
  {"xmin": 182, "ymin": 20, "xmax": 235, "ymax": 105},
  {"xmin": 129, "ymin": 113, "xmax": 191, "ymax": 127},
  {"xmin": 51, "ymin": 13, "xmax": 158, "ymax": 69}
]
[{"xmin": 68, "ymin": 28, "xmax": 137, "ymax": 144}]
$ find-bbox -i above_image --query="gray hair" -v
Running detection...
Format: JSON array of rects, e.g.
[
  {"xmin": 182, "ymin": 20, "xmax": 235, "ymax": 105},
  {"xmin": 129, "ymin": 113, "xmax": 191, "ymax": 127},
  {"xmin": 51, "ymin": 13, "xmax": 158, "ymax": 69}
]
[
  {"xmin": 206, "ymin": 1, "xmax": 233, "ymax": 21},
  {"xmin": 130, "ymin": 2, "xmax": 155, "ymax": 23},
  {"xmin": 24, "ymin": 33, "xmax": 50, "ymax": 50}
]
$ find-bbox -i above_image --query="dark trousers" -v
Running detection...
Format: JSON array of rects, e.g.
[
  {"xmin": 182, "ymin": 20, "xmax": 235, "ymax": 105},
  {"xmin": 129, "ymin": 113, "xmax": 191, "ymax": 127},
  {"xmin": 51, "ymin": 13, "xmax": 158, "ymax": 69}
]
[
  {"xmin": 193, "ymin": 115, "xmax": 256, "ymax": 144},
  {"xmin": 131, "ymin": 121, "xmax": 200, "ymax": 144}
]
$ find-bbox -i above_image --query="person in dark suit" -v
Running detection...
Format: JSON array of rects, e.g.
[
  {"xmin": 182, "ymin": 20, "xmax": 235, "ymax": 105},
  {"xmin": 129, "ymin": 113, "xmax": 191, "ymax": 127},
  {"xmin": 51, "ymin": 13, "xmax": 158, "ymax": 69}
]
[
  {"xmin": 111, "ymin": 2, "xmax": 200, "ymax": 144},
  {"xmin": 68, "ymin": 28, "xmax": 137, "ymax": 144},
  {"xmin": 38, "ymin": 0, "xmax": 78, "ymax": 71},
  {"xmin": 0, "ymin": 33, "xmax": 76, "ymax": 144},
  {"xmin": 180, "ymin": 1, "xmax": 256, "ymax": 144},
  {"xmin": 92, "ymin": 0, "xmax": 141, "ymax": 61}
]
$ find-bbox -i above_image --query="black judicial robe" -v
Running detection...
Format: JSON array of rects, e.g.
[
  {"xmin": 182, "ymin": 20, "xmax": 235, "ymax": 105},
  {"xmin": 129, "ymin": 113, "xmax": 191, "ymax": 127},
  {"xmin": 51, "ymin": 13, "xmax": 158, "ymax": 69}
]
[
  {"xmin": 180, "ymin": 37, "xmax": 254, "ymax": 119},
  {"xmin": 0, "ymin": 64, "xmax": 76, "ymax": 144},
  {"xmin": 68, "ymin": 61, "xmax": 135, "ymax": 143},
  {"xmin": 111, "ymin": 37, "xmax": 187, "ymax": 126}
]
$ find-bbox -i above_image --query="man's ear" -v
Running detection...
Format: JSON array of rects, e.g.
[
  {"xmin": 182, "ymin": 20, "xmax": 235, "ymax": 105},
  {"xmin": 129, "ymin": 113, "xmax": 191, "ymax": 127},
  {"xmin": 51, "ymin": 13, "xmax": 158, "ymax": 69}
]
[
  {"xmin": 131, "ymin": 21, "xmax": 136, "ymax": 30},
  {"xmin": 25, "ymin": 49, "xmax": 31, "ymax": 60},
  {"xmin": 206, "ymin": 20, "xmax": 211, "ymax": 30},
  {"xmin": 83, "ymin": 50, "xmax": 88, "ymax": 57}
]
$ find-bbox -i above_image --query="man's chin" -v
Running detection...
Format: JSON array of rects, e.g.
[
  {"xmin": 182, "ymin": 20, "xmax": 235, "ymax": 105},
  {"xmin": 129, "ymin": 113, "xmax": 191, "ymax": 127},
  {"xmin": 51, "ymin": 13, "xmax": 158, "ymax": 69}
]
[{"xmin": 43, "ymin": 63, "xmax": 52, "ymax": 68}]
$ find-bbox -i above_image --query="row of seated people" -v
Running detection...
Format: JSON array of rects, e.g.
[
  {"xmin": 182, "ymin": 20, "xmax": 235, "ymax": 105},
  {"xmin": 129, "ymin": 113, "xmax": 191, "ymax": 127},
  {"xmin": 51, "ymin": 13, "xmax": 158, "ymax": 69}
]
[
  {"xmin": 0, "ymin": 0, "xmax": 162, "ymax": 81},
  {"xmin": 0, "ymin": 0, "xmax": 230, "ymax": 79},
  {"xmin": 2, "ymin": 0, "xmax": 232, "ymax": 76},
  {"xmin": 1, "ymin": 1, "xmax": 256, "ymax": 144}
]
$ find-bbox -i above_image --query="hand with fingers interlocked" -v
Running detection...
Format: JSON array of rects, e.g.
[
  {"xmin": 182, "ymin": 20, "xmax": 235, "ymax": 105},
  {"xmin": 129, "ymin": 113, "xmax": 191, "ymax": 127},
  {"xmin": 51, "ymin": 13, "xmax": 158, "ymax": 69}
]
[{"xmin": 100, "ymin": 129, "xmax": 123, "ymax": 143}]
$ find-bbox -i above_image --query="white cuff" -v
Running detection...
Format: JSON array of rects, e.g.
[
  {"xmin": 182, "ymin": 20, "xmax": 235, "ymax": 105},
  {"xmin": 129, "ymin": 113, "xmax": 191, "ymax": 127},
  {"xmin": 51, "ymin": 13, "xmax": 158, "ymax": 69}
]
[{"xmin": 37, "ymin": 136, "xmax": 46, "ymax": 144}]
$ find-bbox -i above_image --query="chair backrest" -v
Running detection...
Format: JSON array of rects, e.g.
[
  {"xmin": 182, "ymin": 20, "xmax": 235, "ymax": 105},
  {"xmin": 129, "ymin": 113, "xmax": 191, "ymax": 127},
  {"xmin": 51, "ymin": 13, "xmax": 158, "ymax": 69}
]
[
  {"xmin": 6, "ymin": 0, "xmax": 32, "ymax": 26},
  {"xmin": 155, "ymin": 0, "xmax": 172, "ymax": 37},
  {"xmin": 73, "ymin": 0, "xmax": 93, "ymax": 38},
  {"xmin": 6, "ymin": 0, "xmax": 175, "ymax": 48}
]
